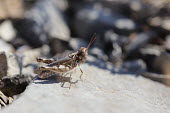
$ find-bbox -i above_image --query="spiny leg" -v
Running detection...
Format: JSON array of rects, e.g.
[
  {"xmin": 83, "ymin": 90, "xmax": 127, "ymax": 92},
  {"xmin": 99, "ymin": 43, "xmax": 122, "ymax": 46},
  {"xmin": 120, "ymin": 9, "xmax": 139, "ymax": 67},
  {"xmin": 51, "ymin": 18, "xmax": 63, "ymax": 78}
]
[
  {"xmin": 58, "ymin": 73, "xmax": 69, "ymax": 88},
  {"xmin": 61, "ymin": 82, "xmax": 65, "ymax": 87},
  {"xmin": 59, "ymin": 76, "xmax": 72, "ymax": 89},
  {"xmin": 36, "ymin": 57, "xmax": 56, "ymax": 64},
  {"xmin": 69, "ymin": 80, "xmax": 78, "ymax": 89},
  {"xmin": 60, "ymin": 72, "xmax": 73, "ymax": 89},
  {"xmin": 78, "ymin": 65, "xmax": 83, "ymax": 79},
  {"xmin": 59, "ymin": 75, "xmax": 78, "ymax": 89},
  {"xmin": 68, "ymin": 71, "xmax": 73, "ymax": 89},
  {"xmin": 63, "ymin": 73, "xmax": 69, "ymax": 77},
  {"xmin": 69, "ymin": 71, "xmax": 73, "ymax": 78},
  {"xmin": 57, "ymin": 75, "xmax": 65, "ymax": 87}
]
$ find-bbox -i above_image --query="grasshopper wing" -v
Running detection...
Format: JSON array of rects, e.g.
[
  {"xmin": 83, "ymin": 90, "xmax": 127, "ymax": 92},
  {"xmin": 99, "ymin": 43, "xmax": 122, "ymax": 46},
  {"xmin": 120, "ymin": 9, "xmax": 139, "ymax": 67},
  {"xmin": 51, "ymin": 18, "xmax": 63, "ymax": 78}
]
[{"xmin": 47, "ymin": 56, "xmax": 72, "ymax": 67}]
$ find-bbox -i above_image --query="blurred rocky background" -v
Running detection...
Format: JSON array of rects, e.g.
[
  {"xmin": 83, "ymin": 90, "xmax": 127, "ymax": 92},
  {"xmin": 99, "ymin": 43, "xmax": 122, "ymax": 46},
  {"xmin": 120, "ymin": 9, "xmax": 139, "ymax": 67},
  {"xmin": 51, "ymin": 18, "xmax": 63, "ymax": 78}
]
[{"xmin": 0, "ymin": 0, "xmax": 170, "ymax": 112}]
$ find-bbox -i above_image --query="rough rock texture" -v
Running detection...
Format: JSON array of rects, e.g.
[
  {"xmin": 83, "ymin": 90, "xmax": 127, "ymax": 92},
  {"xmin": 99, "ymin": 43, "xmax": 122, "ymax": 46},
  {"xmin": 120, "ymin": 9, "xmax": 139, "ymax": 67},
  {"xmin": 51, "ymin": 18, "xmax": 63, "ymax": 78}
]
[
  {"xmin": 0, "ymin": 74, "xmax": 32, "ymax": 97},
  {"xmin": 0, "ymin": 20, "xmax": 16, "ymax": 42},
  {"xmin": 0, "ymin": 52, "xmax": 7, "ymax": 79},
  {"xmin": 2, "ymin": 63, "xmax": 170, "ymax": 113}
]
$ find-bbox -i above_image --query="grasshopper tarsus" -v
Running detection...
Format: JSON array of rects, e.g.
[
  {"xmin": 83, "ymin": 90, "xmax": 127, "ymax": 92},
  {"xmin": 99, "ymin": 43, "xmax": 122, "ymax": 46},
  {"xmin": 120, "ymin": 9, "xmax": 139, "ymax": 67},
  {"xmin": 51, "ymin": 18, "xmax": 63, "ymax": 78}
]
[
  {"xmin": 61, "ymin": 82, "xmax": 65, "ymax": 87},
  {"xmin": 69, "ymin": 84, "xmax": 71, "ymax": 89}
]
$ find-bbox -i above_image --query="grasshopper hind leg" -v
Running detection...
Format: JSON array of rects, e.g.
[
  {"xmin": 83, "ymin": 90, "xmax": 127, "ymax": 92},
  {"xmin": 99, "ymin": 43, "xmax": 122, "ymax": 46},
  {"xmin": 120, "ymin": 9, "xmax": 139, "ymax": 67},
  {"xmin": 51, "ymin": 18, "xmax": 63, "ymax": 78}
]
[
  {"xmin": 61, "ymin": 81, "xmax": 65, "ymax": 87},
  {"xmin": 36, "ymin": 57, "xmax": 56, "ymax": 64},
  {"xmin": 59, "ymin": 71, "xmax": 73, "ymax": 89}
]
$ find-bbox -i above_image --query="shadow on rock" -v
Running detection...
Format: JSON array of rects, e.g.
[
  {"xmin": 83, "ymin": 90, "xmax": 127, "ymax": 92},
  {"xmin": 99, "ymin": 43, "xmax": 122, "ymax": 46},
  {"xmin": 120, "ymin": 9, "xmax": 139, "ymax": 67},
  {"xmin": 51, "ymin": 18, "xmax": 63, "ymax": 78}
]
[
  {"xmin": 86, "ymin": 58, "xmax": 140, "ymax": 76},
  {"xmin": 32, "ymin": 75, "xmax": 59, "ymax": 84},
  {"xmin": 32, "ymin": 75, "xmax": 78, "ymax": 89}
]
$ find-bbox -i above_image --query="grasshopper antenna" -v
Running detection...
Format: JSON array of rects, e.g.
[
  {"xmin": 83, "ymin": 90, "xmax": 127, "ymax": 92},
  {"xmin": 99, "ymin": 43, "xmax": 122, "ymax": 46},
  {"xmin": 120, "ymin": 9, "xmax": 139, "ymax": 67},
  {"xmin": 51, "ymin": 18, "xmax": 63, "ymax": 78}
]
[{"xmin": 87, "ymin": 33, "xmax": 96, "ymax": 49}]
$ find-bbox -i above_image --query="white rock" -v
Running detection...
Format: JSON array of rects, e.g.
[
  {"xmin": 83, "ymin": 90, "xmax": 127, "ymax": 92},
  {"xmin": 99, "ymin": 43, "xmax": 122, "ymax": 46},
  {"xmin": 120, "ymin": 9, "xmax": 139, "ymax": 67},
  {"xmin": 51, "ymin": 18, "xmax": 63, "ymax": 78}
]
[
  {"xmin": 149, "ymin": 17, "xmax": 170, "ymax": 31},
  {"xmin": 162, "ymin": 18, "xmax": 170, "ymax": 31},
  {"xmin": 0, "ymin": 39, "xmax": 14, "ymax": 53},
  {"xmin": 0, "ymin": 21, "xmax": 16, "ymax": 42},
  {"xmin": 2, "ymin": 63, "xmax": 170, "ymax": 113}
]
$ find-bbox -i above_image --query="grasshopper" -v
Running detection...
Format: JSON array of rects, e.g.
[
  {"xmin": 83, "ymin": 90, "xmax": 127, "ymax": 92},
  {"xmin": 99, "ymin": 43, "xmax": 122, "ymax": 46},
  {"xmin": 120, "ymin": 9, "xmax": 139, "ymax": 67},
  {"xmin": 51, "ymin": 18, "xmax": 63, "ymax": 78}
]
[{"xmin": 34, "ymin": 34, "xmax": 96, "ymax": 86}]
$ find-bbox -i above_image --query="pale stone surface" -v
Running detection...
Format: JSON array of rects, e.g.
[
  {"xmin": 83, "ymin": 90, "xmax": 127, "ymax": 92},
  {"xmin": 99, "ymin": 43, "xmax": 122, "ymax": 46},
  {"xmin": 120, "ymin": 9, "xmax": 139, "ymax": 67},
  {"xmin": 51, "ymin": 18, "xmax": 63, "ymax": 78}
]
[
  {"xmin": 2, "ymin": 63, "xmax": 170, "ymax": 113},
  {"xmin": 0, "ymin": 20, "xmax": 16, "ymax": 42},
  {"xmin": 0, "ymin": 39, "xmax": 14, "ymax": 53}
]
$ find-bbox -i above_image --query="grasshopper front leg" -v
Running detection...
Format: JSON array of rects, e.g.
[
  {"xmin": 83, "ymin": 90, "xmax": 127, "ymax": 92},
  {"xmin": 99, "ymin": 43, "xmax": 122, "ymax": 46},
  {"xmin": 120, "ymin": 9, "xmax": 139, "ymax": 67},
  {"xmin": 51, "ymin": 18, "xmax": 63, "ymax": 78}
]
[{"xmin": 78, "ymin": 65, "xmax": 83, "ymax": 79}]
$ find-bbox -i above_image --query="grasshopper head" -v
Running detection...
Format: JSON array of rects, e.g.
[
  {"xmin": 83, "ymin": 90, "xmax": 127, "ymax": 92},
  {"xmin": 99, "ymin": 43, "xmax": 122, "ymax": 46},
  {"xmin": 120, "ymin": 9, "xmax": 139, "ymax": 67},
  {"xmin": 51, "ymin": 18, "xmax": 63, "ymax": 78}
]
[
  {"xmin": 76, "ymin": 47, "xmax": 88, "ymax": 64},
  {"xmin": 78, "ymin": 47, "xmax": 88, "ymax": 55},
  {"xmin": 75, "ymin": 34, "xmax": 96, "ymax": 64}
]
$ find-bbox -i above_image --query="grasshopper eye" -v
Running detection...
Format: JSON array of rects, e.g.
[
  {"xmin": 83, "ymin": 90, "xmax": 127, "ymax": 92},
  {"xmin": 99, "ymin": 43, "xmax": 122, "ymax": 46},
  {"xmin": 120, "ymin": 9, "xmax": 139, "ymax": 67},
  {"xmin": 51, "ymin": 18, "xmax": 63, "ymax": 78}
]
[{"xmin": 84, "ymin": 49, "xmax": 87, "ymax": 52}]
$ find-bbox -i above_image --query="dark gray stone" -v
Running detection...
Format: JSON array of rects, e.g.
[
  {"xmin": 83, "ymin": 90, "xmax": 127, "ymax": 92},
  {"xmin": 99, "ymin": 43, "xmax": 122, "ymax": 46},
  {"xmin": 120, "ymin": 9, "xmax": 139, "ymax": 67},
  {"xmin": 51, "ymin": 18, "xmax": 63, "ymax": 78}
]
[
  {"xmin": 73, "ymin": 3, "xmax": 136, "ymax": 39},
  {"xmin": 125, "ymin": 31, "xmax": 157, "ymax": 58},
  {"xmin": 0, "ymin": 52, "xmax": 7, "ymax": 79}
]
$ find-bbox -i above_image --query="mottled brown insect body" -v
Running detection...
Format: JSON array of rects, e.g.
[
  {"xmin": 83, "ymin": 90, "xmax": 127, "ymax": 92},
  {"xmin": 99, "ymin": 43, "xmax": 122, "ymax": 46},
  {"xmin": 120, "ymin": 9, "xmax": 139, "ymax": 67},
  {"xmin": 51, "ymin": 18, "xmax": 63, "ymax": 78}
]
[{"xmin": 34, "ymin": 34, "xmax": 96, "ymax": 86}]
